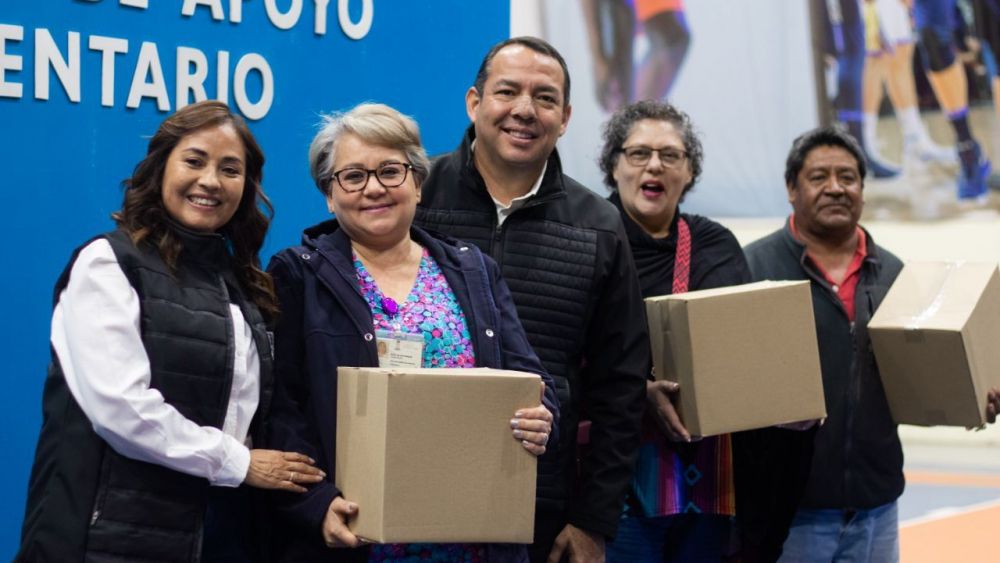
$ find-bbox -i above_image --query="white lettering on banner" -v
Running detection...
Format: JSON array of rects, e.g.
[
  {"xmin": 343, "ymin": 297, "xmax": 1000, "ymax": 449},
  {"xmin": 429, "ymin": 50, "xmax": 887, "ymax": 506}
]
[
  {"xmin": 89, "ymin": 35, "xmax": 128, "ymax": 107},
  {"xmin": 181, "ymin": 0, "xmax": 226, "ymax": 21},
  {"xmin": 176, "ymin": 46, "xmax": 209, "ymax": 109},
  {"xmin": 127, "ymin": 41, "xmax": 170, "ymax": 111},
  {"xmin": 217, "ymin": 50, "xmax": 230, "ymax": 107},
  {"xmin": 80, "ymin": 0, "xmax": 150, "ymax": 8},
  {"xmin": 313, "ymin": 0, "xmax": 330, "ymax": 35},
  {"xmin": 0, "ymin": 24, "xmax": 23, "ymax": 98},
  {"xmin": 229, "ymin": 0, "xmax": 244, "ymax": 23},
  {"xmin": 232, "ymin": 53, "xmax": 272, "ymax": 120},
  {"xmin": 265, "ymin": 0, "xmax": 303, "ymax": 31},
  {"xmin": 338, "ymin": 0, "xmax": 372, "ymax": 40},
  {"xmin": 35, "ymin": 29, "xmax": 81, "ymax": 102},
  {"xmin": 77, "ymin": 0, "xmax": 377, "ymax": 37},
  {"xmin": 3, "ymin": 0, "xmax": 380, "ymax": 118}
]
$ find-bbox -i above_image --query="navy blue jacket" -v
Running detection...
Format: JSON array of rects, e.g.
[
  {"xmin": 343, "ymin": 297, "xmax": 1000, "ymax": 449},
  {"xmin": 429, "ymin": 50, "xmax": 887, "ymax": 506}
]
[{"xmin": 264, "ymin": 219, "xmax": 558, "ymax": 559}]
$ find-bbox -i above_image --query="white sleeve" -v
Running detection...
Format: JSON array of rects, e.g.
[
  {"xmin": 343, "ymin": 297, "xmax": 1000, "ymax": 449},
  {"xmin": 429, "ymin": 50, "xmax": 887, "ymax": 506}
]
[{"xmin": 52, "ymin": 239, "xmax": 251, "ymax": 487}]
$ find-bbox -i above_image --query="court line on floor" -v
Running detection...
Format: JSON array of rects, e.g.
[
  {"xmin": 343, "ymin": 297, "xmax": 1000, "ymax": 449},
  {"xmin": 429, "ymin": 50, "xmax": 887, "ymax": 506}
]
[
  {"xmin": 904, "ymin": 470, "xmax": 1000, "ymax": 488},
  {"xmin": 900, "ymin": 497, "xmax": 1000, "ymax": 528}
]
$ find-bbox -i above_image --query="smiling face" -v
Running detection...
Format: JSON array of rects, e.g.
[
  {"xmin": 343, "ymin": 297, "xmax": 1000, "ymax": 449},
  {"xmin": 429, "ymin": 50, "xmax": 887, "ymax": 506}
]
[
  {"xmin": 466, "ymin": 44, "xmax": 571, "ymax": 174},
  {"xmin": 613, "ymin": 119, "xmax": 692, "ymax": 238},
  {"xmin": 788, "ymin": 144, "xmax": 864, "ymax": 240},
  {"xmin": 161, "ymin": 123, "xmax": 246, "ymax": 233},
  {"xmin": 325, "ymin": 133, "xmax": 420, "ymax": 248}
]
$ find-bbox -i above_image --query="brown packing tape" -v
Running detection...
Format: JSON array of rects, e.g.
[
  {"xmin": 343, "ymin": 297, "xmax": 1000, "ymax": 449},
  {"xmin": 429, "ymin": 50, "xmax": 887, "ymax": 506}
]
[
  {"xmin": 645, "ymin": 299, "xmax": 666, "ymax": 379},
  {"xmin": 355, "ymin": 368, "xmax": 368, "ymax": 416},
  {"xmin": 668, "ymin": 298, "xmax": 699, "ymax": 434}
]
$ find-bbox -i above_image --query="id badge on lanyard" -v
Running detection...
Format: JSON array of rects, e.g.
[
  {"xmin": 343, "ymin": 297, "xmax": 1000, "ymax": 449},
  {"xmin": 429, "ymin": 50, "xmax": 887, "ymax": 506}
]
[{"xmin": 375, "ymin": 329, "xmax": 424, "ymax": 368}]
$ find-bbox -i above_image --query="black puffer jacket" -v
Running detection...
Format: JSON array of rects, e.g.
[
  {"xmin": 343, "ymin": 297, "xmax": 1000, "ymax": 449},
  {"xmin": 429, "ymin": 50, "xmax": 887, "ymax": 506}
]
[
  {"xmin": 744, "ymin": 220, "xmax": 904, "ymax": 511},
  {"xmin": 415, "ymin": 127, "xmax": 649, "ymax": 542},
  {"xmin": 18, "ymin": 227, "xmax": 273, "ymax": 563}
]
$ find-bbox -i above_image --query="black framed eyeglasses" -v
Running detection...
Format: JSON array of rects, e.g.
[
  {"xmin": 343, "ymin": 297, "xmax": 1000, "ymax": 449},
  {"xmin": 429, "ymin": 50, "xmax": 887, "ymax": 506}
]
[
  {"xmin": 620, "ymin": 146, "xmax": 688, "ymax": 168},
  {"xmin": 330, "ymin": 162, "xmax": 413, "ymax": 193}
]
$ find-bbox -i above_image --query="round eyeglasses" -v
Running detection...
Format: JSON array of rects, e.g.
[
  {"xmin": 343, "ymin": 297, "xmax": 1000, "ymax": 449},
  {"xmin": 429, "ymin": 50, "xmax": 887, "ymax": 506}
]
[
  {"xmin": 621, "ymin": 146, "xmax": 688, "ymax": 168},
  {"xmin": 330, "ymin": 162, "xmax": 413, "ymax": 193}
]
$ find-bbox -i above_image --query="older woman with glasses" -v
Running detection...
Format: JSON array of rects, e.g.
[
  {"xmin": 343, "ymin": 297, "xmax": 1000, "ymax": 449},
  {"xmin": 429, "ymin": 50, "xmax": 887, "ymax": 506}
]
[
  {"xmin": 598, "ymin": 101, "xmax": 812, "ymax": 562},
  {"xmin": 264, "ymin": 103, "xmax": 558, "ymax": 562}
]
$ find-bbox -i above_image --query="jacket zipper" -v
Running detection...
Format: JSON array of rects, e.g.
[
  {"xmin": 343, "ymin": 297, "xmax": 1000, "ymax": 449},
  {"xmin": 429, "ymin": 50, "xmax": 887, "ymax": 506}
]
[
  {"xmin": 801, "ymin": 255, "xmax": 856, "ymax": 504},
  {"xmin": 843, "ymin": 319, "xmax": 858, "ymax": 507},
  {"xmin": 89, "ymin": 455, "xmax": 113, "ymax": 526},
  {"xmin": 491, "ymin": 220, "xmax": 505, "ymax": 266},
  {"xmin": 216, "ymin": 275, "xmax": 236, "ymax": 428}
]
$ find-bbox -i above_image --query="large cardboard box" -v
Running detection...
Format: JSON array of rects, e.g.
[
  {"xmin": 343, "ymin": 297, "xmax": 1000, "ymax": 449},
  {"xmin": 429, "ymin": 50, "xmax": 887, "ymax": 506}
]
[
  {"xmin": 335, "ymin": 367, "xmax": 540, "ymax": 543},
  {"xmin": 645, "ymin": 280, "xmax": 826, "ymax": 436},
  {"xmin": 868, "ymin": 262, "xmax": 1000, "ymax": 427}
]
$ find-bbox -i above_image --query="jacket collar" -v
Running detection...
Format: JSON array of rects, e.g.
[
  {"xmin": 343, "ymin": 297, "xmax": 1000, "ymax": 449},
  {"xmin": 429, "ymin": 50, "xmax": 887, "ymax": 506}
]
[
  {"xmin": 780, "ymin": 216, "xmax": 883, "ymax": 271},
  {"xmin": 165, "ymin": 218, "xmax": 230, "ymax": 266},
  {"xmin": 608, "ymin": 190, "xmax": 682, "ymax": 250},
  {"xmin": 299, "ymin": 217, "xmax": 470, "ymax": 274}
]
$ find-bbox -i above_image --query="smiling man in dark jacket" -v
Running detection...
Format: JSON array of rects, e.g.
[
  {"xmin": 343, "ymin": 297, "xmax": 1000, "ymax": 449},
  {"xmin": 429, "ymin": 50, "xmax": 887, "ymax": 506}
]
[{"xmin": 415, "ymin": 36, "xmax": 649, "ymax": 563}]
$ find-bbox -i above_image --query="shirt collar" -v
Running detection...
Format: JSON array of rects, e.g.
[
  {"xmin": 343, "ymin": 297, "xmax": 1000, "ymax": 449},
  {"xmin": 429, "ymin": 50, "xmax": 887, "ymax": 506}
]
[
  {"xmin": 471, "ymin": 139, "xmax": 548, "ymax": 225},
  {"xmin": 788, "ymin": 213, "xmax": 867, "ymax": 259}
]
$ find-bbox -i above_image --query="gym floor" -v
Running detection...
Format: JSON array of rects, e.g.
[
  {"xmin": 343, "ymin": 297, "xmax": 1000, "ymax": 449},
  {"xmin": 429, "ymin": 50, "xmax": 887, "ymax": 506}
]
[{"xmin": 899, "ymin": 440, "xmax": 1000, "ymax": 563}]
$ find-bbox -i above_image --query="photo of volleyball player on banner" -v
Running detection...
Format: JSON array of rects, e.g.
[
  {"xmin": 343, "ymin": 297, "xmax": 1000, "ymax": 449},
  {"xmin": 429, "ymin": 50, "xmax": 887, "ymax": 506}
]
[
  {"xmin": 526, "ymin": 0, "xmax": 1000, "ymax": 220},
  {"xmin": 816, "ymin": 0, "xmax": 1000, "ymax": 220}
]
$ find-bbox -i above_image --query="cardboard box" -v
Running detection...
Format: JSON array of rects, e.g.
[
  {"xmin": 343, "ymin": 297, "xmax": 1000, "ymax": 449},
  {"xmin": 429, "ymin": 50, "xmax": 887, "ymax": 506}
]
[
  {"xmin": 335, "ymin": 367, "xmax": 540, "ymax": 543},
  {"xmin": 868, "ymin": 262, "xmax": 1000, "ymax": 427},
  {"xmin": 645, "ymin": 280, "xmax": 826, "ymax": 436}
]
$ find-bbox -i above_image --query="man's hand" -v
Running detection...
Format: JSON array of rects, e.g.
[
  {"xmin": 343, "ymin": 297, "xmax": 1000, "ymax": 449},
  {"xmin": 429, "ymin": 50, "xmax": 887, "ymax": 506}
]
[
  {"xmin": 244, "ymin": 450, "xmax": 325, "ymax": 493},
  {"xmin": 547, "ymin": 523, "xmax": 605, "ymax": 563},
  {"xmin": 987, "ymin": 388, "xmax": 999, "ymax": 424},
  {"xmin": 322, "ymin": 497, "xmax": 361, "ymax": 548},
  {"xmin": 647, "ymin": 379, "xmax": 692, "ymax": 442},
  {"xmin": 775, "ymin": 418, "xmax": 824, "ymax": 431}
]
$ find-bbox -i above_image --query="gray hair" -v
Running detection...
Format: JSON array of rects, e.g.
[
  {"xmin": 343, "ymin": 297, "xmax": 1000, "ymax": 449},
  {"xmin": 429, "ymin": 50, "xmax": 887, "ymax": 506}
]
[
  {"xmin": 308, "ymin": 102, "xmax": 430, "ymax": 195},
  {"xmin": 598, "ymin": 100, "xmax": 703, "ymax": 198}
]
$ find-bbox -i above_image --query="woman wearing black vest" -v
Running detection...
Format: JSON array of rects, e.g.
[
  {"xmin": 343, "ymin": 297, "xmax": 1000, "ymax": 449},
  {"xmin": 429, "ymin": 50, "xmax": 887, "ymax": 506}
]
[
  {"xmin": 18, "ymin": 100, "xmax": 324, "ymax": 562},
  {"xmin": 597, "ymin": 101, "xmax": 814, "ymax": 563}
]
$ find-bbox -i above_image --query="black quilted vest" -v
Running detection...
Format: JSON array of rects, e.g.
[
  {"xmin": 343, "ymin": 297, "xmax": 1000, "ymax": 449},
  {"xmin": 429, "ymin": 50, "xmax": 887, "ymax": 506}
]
[{"xmin": 18, "ymin": 227, "xmax": 273, "ymax": 563}]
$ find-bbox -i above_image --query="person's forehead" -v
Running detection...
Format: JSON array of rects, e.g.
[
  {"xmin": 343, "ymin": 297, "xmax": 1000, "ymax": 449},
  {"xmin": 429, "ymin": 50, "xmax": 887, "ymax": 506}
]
[
  {"xmin": 487, "ymin": 45, "xmax": 565, "ymax": 85},
  {"xmin": 628, "ymin": 118, "xmax": 679, "ymax": 138},
  {"xmin": 802, "ymin": 145, "xmax": 859, "ymax": 170}
]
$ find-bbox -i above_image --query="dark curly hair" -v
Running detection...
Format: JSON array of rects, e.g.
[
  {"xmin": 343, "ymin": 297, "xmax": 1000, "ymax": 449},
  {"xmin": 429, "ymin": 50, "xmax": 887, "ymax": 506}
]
[
  {"xmin": 112, "ymin": 100, "xmax": 278, "ymax": 318},
  {"xmin": 598, "ymin": 100, "xmax": 703, "ymax": 199}
]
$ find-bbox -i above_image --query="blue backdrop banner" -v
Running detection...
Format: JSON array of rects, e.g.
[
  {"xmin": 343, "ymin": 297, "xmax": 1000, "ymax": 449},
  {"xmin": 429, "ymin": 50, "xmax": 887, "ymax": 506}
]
[{"xmin": 0, "ymin": 1, "xmax": 508, "ymax": 556}]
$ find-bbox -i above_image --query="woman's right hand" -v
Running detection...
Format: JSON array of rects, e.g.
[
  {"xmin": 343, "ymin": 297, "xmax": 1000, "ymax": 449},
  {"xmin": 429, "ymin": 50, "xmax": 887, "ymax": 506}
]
[
  {"xmin": 647, "ymin": 380, "xmax": 693, "ymax": 442},
  {"xmin": 244, "ymin": 449, "xmax": 326, "ymax": 493},
  {"xmin": 323, "ymin": 497, "xmax": 361, "ymax": 548}
]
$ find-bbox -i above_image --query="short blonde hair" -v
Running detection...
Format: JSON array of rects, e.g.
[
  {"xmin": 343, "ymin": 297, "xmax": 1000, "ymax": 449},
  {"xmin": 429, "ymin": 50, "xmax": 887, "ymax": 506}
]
[{"xmin": 308, "ymin": 102, "xmax": 430, "ymax": 195}]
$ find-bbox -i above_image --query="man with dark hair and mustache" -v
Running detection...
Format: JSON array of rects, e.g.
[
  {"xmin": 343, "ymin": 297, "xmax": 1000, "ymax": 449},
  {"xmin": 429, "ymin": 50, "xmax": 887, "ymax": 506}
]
[
  {"xmin": 748, "ymin": 126, "xmax": 1000, "ymax": 562},
  {"xmin": 744, "ymin": 125, "xmax": 906, "ymax": 561},
  {"xmin": 415, "ymin": 36, "xmax": 650, "ymax": 563}
]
